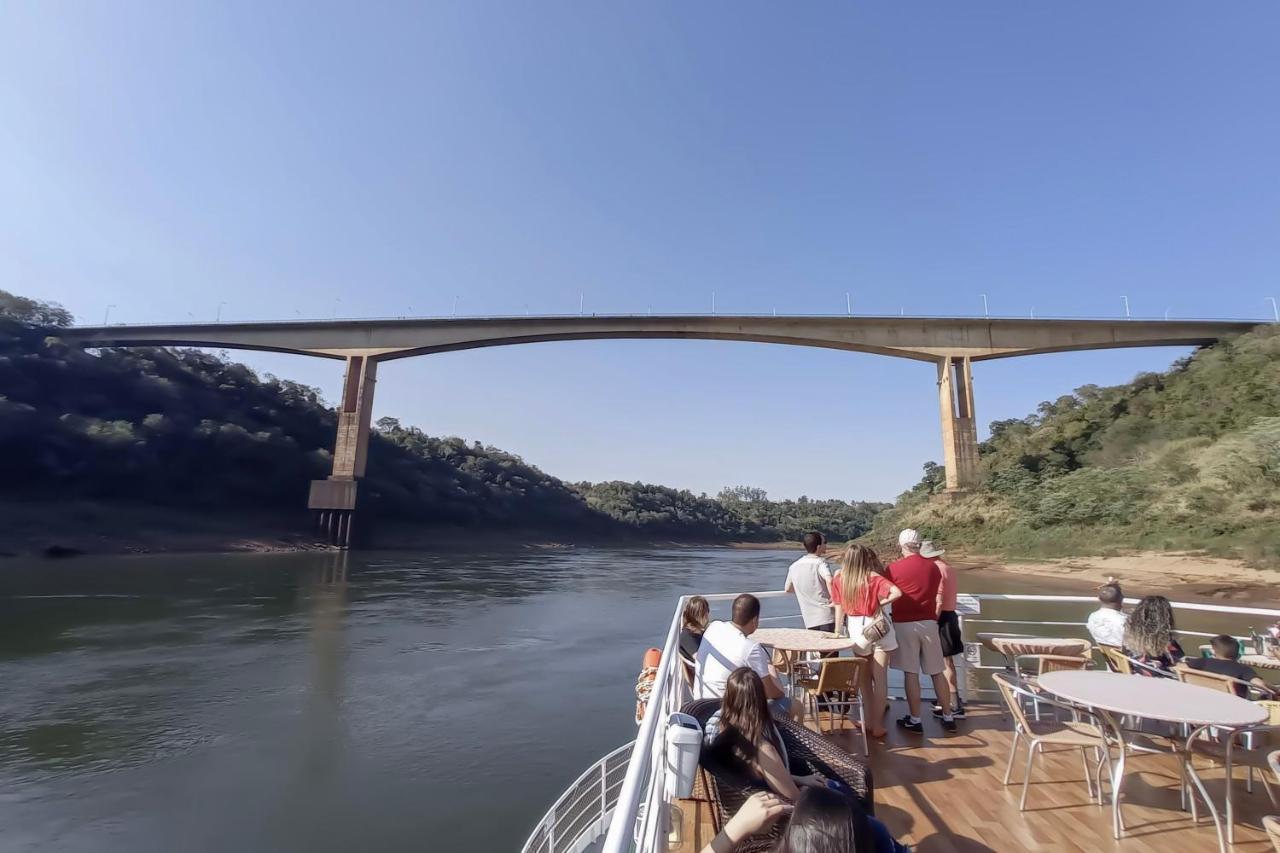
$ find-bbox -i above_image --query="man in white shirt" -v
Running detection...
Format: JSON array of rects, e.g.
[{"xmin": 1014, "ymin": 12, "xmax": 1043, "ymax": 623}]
[
  {"xmin": 784, "ymin": 532, "xmax": 835, "ymax": 632},
  {"xmin": 694, "ymin": 594, "xmax": 798, "ymax": 719},
  {"xmin": 1087, "ymin": 580, "xmax": 1127, "ymax": 647}
]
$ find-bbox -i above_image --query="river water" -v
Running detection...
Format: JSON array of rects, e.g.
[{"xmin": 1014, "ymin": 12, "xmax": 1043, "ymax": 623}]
[{"xmin": 0, "ymin": 548, "xmax": 1268, "ymax": 852}]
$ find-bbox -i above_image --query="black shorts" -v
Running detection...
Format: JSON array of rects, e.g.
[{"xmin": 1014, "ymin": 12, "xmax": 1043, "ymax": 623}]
[{"xmin": 938, "ymin": 610, "xmax": 963, "ymax": 658}]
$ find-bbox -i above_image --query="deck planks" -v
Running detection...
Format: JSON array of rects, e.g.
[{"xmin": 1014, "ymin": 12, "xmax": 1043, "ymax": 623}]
[
  {"xmin": 674, "ymin": 701, "xmax": 1277, "ymax": 851},
  {"xmin": 828, "ymin": 701, "xmax": 1275, "ymax": 852}
]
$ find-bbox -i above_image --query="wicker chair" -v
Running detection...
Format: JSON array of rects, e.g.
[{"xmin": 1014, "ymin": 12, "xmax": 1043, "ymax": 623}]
[
  {"xmin": 795, "ymin": 657, "xmax": 869, "ymax": 754},
  {"xmin": 1097, "ymin": 645, "xmax": 1132, "ymax": 674},
  {"xmin": 1182, "ymin": 719, "xmax": 1280, "ymax": 844},
  {"xmin": 993, "ymin": 672, "xmax": 1113, "ymax": 811},
  {"xmin": 682, "ymin": 698, "xmax": 874, "ymax": 852}
]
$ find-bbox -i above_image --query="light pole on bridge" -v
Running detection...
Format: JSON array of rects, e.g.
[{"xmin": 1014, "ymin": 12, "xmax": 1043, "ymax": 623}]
[
  {"xmin": 1121, "ymin": 295, "xmax": 1131, "ymax": 320},
  {"xmin": 980, "ymin": 293, "xmax": 989, "ymax": 318},
  {"xmin": 216, "ymin": 301, "xmax": 227, "ymax": 323},
  {"xmin": 103, "ymin": 304, "xmax": 116, "ymax": 325},
  {"xmin": 1268, "ymin": 297, "xmax": 1279, "ymax": 323}
]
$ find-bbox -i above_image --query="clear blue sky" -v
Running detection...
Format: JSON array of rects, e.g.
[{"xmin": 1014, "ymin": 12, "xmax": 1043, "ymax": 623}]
[{"xmin": 2, "ymin": 3, "xmax": 1278, "ymax": 501}]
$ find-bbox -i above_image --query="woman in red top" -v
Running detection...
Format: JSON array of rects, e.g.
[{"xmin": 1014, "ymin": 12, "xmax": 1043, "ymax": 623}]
[{"xmin": 831, "ymin": 544, "xmax": 902, "ymax": 738}]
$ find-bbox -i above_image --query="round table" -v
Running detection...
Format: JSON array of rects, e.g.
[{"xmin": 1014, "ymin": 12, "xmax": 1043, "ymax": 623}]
[
  {"xmin": 1038, "ymin": 670, "xmax": 1268, "ymax": 849},
  {"xmin": 976, "ymin": 631, "xmax": 1032, "ymax": 652},
  {"xmin": 748, "ymin": 628, "xmax": 857, "ymax": 697},
  {"xmin": 749, "ymin": 627, "xmax": 856, "ymax": 653},
  {"xmin": 1241, "ymin": 653, "xmax": 1280, "ymax": 671},
  {"xmin": 991, "ymin": 636, "xmax": 1092, "ymax": 659}
]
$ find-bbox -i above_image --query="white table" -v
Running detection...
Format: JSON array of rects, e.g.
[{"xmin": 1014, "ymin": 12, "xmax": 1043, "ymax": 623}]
[
  {"xmin": 1038, "ymin": 669, "xmax": 1268, "ymax": 850},
  {"xmin": 748, "ymin": 627, "xmax": 857, "ymax": 698},
  {"xmin": 1241, "ymin": 653, "xmax": 1280, "ymax": 672}
]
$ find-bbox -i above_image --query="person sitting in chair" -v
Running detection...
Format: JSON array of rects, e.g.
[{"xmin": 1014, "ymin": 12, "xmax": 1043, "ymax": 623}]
[
  {"xmin": 695, "ymin": 593, "xmax": 799, "ymax": 720},
  {"xmin": 705, "ymin": 667, "xmax": 828, "ymax": 802},
  {"xmin": 1086, "ymin": 579, "xmax": 1127, "ymax": 648},
  {"xmin": 1122, "ymin": 595, "xmax": 1185, "ymax": 674},
  {"xmin": 1183, "ymin": 634, "xmax": 1275, "ymax": 698}
]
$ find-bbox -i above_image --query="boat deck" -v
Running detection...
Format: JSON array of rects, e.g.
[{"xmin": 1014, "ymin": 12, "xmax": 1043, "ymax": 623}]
[{"xmin": 672, "ymin": 700, "xmax": 1276, "ymax": 852}]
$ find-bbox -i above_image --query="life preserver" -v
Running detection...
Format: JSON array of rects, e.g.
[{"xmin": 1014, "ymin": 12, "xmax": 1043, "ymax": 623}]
[{"xmin": 634, "ymin": 647, "xmax": 662, "ymax": 724}]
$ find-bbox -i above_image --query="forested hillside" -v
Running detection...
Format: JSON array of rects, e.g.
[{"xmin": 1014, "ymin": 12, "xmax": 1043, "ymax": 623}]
[
  {"xmin": 0, "ymin": 291, "xmax": 885, "ymax": 546},
  {"xmin": 871, "ymin": 325, "xmax": 1280, "ymax": 563}
]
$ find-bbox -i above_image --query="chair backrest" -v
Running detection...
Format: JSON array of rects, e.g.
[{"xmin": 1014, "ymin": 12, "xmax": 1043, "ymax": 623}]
[
  {"xmin": 1174, "ymin": 663, "xmax": 1250, "ymax": 696},
  {"xmin": 771, "ymin": 648, "xmax": 793, "ymax": 674},
  {"xmin": 1098, "ymin": 645, "xmax": 1132, "ymax": 675},
  {"xmin": 814, "ymin": 657, "xmax": 866, "ymax": 694},
  {"xmin": 1264, "ymin": 815, "xmax": 1280, "ymax": 853},
  {"xmin": 1260, "ymin": 701, "xmax": 1280, "ymax": 727},
  {"xmin": 1019, "ymin": 653, "xmax": 1090, "ymax": 675},
  {"xmin": 992, "ymin": 672, "xmax": 1035, "ymax": 732}
]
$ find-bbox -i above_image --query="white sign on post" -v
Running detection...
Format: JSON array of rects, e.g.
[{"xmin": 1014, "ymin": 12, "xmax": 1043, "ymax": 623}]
[{"xmin": 955, "ymin": 594, "xmax": 981, "ymax": 615}]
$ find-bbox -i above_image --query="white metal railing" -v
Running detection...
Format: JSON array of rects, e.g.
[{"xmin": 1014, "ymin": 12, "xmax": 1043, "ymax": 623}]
[
  {"xmin": 521, "ymin": 741, "xmax": 633, "ymax": 853},
  {"xmin": 600, "ymin": 591, "xmax": 790, "ymax": 853},
  {"xmin": 533, "ymin": 590, "xmax": 1280, "ymax": 853}
]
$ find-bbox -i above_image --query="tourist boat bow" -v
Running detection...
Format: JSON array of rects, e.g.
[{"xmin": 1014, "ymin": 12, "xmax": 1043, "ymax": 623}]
[{"xmin": 522, "ymin": 591, "xmax": 1280, "ymax": 853}]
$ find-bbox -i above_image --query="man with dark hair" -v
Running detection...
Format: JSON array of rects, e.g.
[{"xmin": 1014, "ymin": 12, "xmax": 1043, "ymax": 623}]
[
  {"xmin": 1087, "ymin": 580, "xmax": 1127, "ymax": 647},
  {"xmin": 695, "ymin": 593, "xmax": 798, "ymax": 719},
  {"xmin": 785, "ymin": 532, "xmax": 834, "ymax": 633},
  {"xmin": 1184, "ymin": 635, "xmax": 1275, "ymax": 698}
]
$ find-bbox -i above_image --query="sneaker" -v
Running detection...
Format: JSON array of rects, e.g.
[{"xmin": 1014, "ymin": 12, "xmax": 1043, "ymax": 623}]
[
  {"xmin": 931, "ymin": 701, "xmax": 967, "ymax": 719},
  {"xmin": 940, "ymin": 716, "xmax": 958, "ymax": 733},
  {"xmin": 896, "ymin": 715, "xmax": 923, "ymax": 733}
]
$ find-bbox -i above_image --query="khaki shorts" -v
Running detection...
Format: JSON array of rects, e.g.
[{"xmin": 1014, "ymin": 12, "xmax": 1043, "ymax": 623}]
[{"xmin": 891, "ymin": 619, "xmax": 945, "ymax": 676}]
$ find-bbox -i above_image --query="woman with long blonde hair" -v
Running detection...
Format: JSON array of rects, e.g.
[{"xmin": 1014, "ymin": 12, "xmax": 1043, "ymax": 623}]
[{"xmin": 831, "ymin": 544, "xmax": 902, "ymax": 738}]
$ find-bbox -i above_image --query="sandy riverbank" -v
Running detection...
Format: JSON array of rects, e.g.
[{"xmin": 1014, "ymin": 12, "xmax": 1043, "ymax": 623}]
[{"xmin": 948, "ymin": 551, "xmax": 1280, "ymax": 607}]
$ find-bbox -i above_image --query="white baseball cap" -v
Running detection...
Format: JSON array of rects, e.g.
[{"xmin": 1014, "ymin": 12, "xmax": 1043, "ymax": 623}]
[{"xmin": 898, "ymin": 528, "xmax": 922, "ymax": 547}]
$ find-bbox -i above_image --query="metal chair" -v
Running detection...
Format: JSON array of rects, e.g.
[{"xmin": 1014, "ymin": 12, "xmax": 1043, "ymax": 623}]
[
  {"xmin": 1182, "ymin": 721, "xmax": 1280, "ymax": 844},
  {"xmin": 1013, "ymin": 653, "xmax": 1091, "ymax": 720},
  {"xmin": 1266, "ymin": 750, "xmax": 1280, "ymax": 852},
  {"xmin": 1176, "ymin": 665, "xmax": 1278, "ymax": 793},
  {"xmin": 993, "ymin": 672, "xmax": 1114, "ymax": 811},
  {"xmin": 796, "ymin": 657, "xmax": 869, "ymax": 755},
  {"xmin": 1014, "ymin": 653, "xmax": 1092, "ymax": 678},
  {"xmin": 1098, "ymin": 645, "xmax": 1132, "ymax": 674}
]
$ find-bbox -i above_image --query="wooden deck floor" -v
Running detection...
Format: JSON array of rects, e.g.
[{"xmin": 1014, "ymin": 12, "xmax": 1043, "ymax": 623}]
[{"xmin": 673, "ymin": 700, "xmax": 1278, "ymax": 852}]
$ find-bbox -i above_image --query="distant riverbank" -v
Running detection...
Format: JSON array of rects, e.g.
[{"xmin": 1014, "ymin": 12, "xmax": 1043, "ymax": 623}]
[
  {"xmin": 0, "ymin": 500, "xmax": 765, "ymax": 559},
  {"xmin": 6, "ymin": 503, "xmax": 1276, "ymax": 608}
]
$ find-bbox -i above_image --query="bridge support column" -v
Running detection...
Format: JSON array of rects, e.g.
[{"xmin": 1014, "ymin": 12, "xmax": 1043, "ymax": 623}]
[
  {"xmin": 937, "ymin": 355, "xmax": 980, "ymax": 492},
  {"xmin": 308, "ymin": 354, "xmax": 378, "ymax": 547}
]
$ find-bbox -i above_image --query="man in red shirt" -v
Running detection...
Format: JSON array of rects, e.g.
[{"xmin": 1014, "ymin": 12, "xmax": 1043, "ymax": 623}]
[{"xmin": 887, "ymin": 529, "xmax": 955, "ymax": 734}]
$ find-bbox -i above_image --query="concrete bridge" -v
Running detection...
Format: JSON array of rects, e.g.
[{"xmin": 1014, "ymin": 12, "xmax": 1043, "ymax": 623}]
[{"xmin": 59, "ymin": 314, "xmax": 1259, "ymax": 545}]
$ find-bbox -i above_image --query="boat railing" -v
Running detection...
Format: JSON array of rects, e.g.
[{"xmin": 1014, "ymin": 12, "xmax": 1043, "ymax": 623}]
[
  {"xmin": 521, "ymin": 741, "xmax": 634, "ymax": 853},
  {"xmin": 586, "ymin": 591, "xmax": 1280, "ymax": 853}
]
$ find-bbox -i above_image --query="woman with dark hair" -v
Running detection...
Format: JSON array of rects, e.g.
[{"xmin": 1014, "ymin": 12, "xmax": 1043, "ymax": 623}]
[
  {"xmin": 681, "ymin": 595, "xmax": 711, "ymax": 658},
  {"xmin": 1123, "ymin": 595, "xmax": 1186, "ymax": 674},
  {"xmin": 774, "ymin": 786, "xmax": 909, "ymax": 853},
  {"xmin": 707, "ymin": 667, "xmax": 826, "ymax": 800}
]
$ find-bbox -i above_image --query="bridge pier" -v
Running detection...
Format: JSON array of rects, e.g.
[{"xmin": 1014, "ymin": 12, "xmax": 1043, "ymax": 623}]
[
  {"xmin": 308, "ymin": 354, "xmax": 378, "ymax": 547},
  {"xmin": 937, "ymin": 355, "xmax": 980, "ymax": 492}
]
